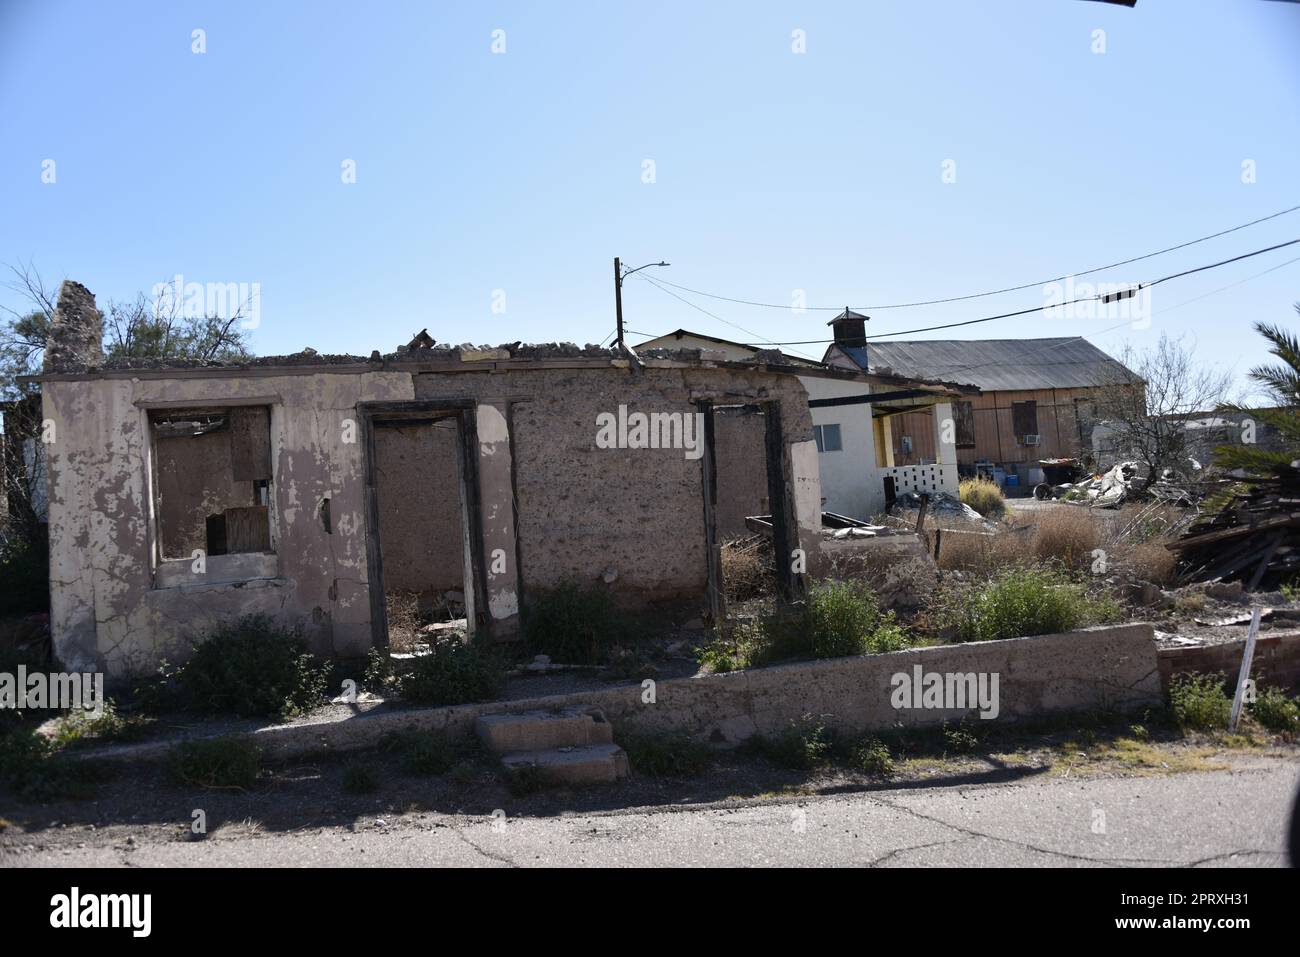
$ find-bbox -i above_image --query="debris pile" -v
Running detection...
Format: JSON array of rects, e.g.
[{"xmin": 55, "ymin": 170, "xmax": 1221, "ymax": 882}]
[
  {"xmin": 891, "ymin": 490, "xmax": 989, "ymax": 526},
  {"xmin": 1166, "ymin": 464, "xmax": 1300, "ymax": 590},
  {"xmin": 1056, "ymin": 461, "xmax": 1141, "ymax": 507}
]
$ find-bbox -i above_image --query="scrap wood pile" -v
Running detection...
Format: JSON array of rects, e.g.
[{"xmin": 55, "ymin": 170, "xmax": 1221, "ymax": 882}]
[{"xmin": 1166, "ymin": 464, "xmax": 1300, "ymax": 589}]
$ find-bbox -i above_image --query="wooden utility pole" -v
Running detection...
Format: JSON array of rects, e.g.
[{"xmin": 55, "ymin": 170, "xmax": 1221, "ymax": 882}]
[
  {"xmin": 612, "ymin": 258, "xmax": 668, "ymax": 350},
  {"xmin": 614, "ymin": 257, "xmax": 624, "ymax": 347}
]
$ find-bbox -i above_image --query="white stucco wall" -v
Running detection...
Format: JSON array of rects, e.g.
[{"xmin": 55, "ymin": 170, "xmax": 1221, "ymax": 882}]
[{"xmin": 797, "ymin": 376, "xmax": 883, "ymax": 520}]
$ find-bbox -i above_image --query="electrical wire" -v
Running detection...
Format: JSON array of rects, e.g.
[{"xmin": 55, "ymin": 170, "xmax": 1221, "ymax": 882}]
[
  {"xmin": 729, "ymin": 237, "xmax": 1300, "ymax": 346},
  {"xmin": 645, "ymin": 203, "xmax": 1300, "ymax": 311}
]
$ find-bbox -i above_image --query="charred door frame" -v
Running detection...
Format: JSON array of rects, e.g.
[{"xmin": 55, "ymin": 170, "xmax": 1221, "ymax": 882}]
[
  {"xmin": 696, "ymin": 398, "xmax": 805, "ymax": 626},
  {"xmin": 359, "ymin": 399, "xmax": 491, "ymax": 651}
]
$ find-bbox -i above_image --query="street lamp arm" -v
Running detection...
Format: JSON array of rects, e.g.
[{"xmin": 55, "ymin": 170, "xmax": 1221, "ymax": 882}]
[{"xmin": 620, "ymin": 261, "xmax": 671, "ymax": 283}]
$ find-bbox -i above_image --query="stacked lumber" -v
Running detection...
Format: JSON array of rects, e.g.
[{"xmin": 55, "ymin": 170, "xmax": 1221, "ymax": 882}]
[{"xmin": 1167, "ymin": 465, "xmax": 1300, "ymax": 590}]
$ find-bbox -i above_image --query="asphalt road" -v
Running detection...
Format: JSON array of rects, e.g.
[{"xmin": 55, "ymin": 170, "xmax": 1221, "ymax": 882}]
[{"xmin": 6, "ymin": 757, "xmax": 1298, "ymax": 868}]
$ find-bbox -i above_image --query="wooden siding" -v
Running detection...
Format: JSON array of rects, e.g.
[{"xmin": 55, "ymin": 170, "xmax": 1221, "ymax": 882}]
[{"xmin": 888, "ymin": 387, "xmax": 1102, "ymax": 468}]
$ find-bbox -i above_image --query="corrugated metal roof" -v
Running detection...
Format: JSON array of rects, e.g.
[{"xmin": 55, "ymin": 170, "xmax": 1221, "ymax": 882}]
[{"xmin": 855, "ymin": 337, "xmax": 1134, "ymax": 392}]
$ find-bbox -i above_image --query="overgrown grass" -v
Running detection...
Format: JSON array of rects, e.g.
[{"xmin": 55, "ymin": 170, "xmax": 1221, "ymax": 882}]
[
  {"xmin": 387, "ymin": 639, "xmax": 505, "ymax": 706},
  {"xmin": 851, "ymin": 736, "xmax": 895, "ymax": 775},
  {"xmin": 1030, "ymin": 508, "xmax": 1102, "ymax": 570},
  {"xmin": 140, "ymin": 615, "xmax": 330, "ymax": 720},
  {"xmin": 0, "ymin": 725, "xmax": 106, "ymax": 801},
  {"xmin": 618, "ymin": 730, "xmax": 713, "ymax": 777},
  {"xmin": 1169, "ymin": 673, "xmax": 1231, "ymax": 731},
  {"xmin": 51, "ymin": 700, "xmax": 152, "ymax": 748},
  {"xmin": 745, "ymin": 718, "xmax": 896, "ymax": 776},
  {"xmin": 959, "ymin": 477, "xmax": 1006, "ymax": 518},
  {"xmin": 697, "ymin": 579, "xmax": 912, "ymax": 671},
  {"xmin": 721, "ymin": 537, "xmax": 774, "ymax": 603},
  {"xmin": 1250, "ymin": 686, "xmax": 1300, "ymax": 734},
  {"xmin": 746, "ymin": 717, "xmax": 834, "ymax": 770},
  {"xmin": 1126, "ymin": 541, "xmax": 1180, "ymax": 587},
  {"xmin": 523, "ymin": 580, "xmax": 630, "ymax": 665},
  {"xmin": 168, "ymin": 736, "xmax": 262, "ymax": 790},
  {"xmin": 933, "ymin": 564, "xmax": 1122, "ymax": 643}
]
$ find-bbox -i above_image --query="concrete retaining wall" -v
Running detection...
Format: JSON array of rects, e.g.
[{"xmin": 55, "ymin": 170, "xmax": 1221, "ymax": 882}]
[{"xmin": 237, "ymin": 623, "xmax": 1160, "ymax": 760}]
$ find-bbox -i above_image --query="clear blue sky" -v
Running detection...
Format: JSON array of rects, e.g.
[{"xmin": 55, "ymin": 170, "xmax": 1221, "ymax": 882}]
[{"xmin": 2, "ymin": 1, "xmax": 1297, "ymax": 396}]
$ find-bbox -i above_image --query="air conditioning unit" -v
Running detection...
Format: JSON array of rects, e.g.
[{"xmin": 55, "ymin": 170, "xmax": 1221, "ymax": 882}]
[{"xmin": 1023, "ymin": 434, "xmax": 1041, "ymax": 446}]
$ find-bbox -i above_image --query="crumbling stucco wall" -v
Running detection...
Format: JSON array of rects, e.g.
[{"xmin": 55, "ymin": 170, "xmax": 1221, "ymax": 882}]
[
  {"xmin": 43, "ymin": 371, "xmax": 416, "ymax": 676},
  {"xmin": 41, "ymin": 358, "xmax": 819, "ymax": 678},
  {"xmin": 373, "ymin": 420, "xmax": 464, "ymax": 596}
]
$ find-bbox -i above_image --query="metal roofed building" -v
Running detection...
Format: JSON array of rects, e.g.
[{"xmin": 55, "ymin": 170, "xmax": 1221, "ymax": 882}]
[{"xmin": 826, "ymin": 333, "xmax": 1137, "ymax": 484}]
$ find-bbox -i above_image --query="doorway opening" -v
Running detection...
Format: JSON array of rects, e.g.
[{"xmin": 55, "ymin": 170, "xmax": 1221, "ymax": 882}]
[
  {"xmin": 362, "ymin": 402, "xmax": 487, "ymax": 654},
  {"xmin": 700, "ymin": 399, "xmax": 800, "ymax": 624}
]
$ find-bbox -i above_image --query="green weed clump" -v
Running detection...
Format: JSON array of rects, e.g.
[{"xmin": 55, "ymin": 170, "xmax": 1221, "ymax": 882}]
[
  {"xmin": 168, "ymin": 736, "xmax": 262, "ymax": 790},
  {"xmin": 618, "ymin": 731, "xmax": 712, "ymax": 777},
  {"xmin": 146, "ymin": 615, "xmax": 330, "ymax": 720},
  {"xmin": 1249, "ymin": 686, "xmax": 1300, "ymax": 733},
  {"xmin": 696, "ymin": 580, "xmax": 912, "ymax": 671},
  {"xmin": 937, "ymin": 565, "xmax": 1122, "ymax": 643},
  {"xmin": 523, "ymin": 581, "xmax": 630, "ymax": 665},
  {"xmin": 394, "ymin": 640, "xmax": 505, "ymax": 707},
  {"xmin": 1169, "ymin": 674, "xmax": 1231, "ymax": 731}
]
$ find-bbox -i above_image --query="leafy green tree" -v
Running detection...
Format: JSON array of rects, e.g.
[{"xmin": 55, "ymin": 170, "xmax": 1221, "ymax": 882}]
[
  {"xmin": 2, "ymin": 263, "xmax": 253, "ymax": 400},
  {"xmin": 1214, "ymin": 306, "xmax": 1300, "ymax": 475}
]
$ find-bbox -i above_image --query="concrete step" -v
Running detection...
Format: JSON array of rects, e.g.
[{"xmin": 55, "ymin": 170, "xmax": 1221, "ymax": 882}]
[
  {"xmin": 501, "ymin": 743, "xmax": 630, "ymax": 787},
  {"xmin": 476, "ymin": 706, "xmax": 614, "ymax": 754}
]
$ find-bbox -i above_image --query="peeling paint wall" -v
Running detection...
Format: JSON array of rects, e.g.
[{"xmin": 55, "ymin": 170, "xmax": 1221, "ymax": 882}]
[
  {"xmin": 42, "ymin": 361, "xmax": 815, "ymax": 678},
  {"xmin": 43, "ymin": 371, "xmax": 415, "ymax": 676}
]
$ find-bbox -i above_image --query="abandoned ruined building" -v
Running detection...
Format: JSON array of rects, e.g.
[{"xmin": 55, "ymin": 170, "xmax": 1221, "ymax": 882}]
[{"xmin": 25, "ymin": 281, "xmax": 842, "ymax": 679}]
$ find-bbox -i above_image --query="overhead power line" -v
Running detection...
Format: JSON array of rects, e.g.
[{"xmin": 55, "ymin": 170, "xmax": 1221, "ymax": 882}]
[
  {"xmin": 908, "ymin": 251, "xmax": 1300, "ymax": 383},
  {"xmin": 723, "ymin": 237, "xmax": 1300, "ymax": 346},
  {"xmin": 646, "ymin": 203, "xmax": 1300, "ymax": 312},
  {"xmin": 632, "ymin": 273, "xmax": 822, "ymax": 362}
]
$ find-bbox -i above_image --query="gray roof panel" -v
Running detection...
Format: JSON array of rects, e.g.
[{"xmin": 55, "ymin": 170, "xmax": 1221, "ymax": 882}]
[{"xmin": 858, "ymin": 337, "xmax": 1134, "ymax": 392}]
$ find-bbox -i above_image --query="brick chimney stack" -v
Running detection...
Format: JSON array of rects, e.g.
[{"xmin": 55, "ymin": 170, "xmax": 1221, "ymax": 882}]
[{"xmin": 42, "ymin": 280, "xmax": 104, "ymax": 373}]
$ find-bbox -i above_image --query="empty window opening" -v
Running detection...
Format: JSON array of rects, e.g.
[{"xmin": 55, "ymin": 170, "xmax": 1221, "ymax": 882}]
[
  {"xmin": 150, "ymin": 406, "xmax": 273, "ymax": 560},
  {"xmin": 373, "ymin": 416, "xmax": 468, "ymax": 654}
]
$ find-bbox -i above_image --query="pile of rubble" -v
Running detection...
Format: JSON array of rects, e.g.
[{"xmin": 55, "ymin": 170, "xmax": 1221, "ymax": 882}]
[
  {"xmin": 1056, "ymin": 461, "xmax": 1141, "ymax": 508},
  {"xmin": 1167, "ymin": 464, "xmax": 1300, "ymax": 590},
  {"xmin": 891, "ymin": 490, "xmax": 990, "ymax": 527}
]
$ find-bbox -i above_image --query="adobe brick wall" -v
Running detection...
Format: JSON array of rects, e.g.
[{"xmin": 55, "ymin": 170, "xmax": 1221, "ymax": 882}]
[
  {"xmin": 1157, "ymin": 630, "xmax": 1300, "ymax": 693},
  {"xmin": 41, "ymin": 355, "xmax": 818, "ymax": 677},
  {"xmin": 373, "ymin": 419, "xmax": 463, "ymax": 595}
]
